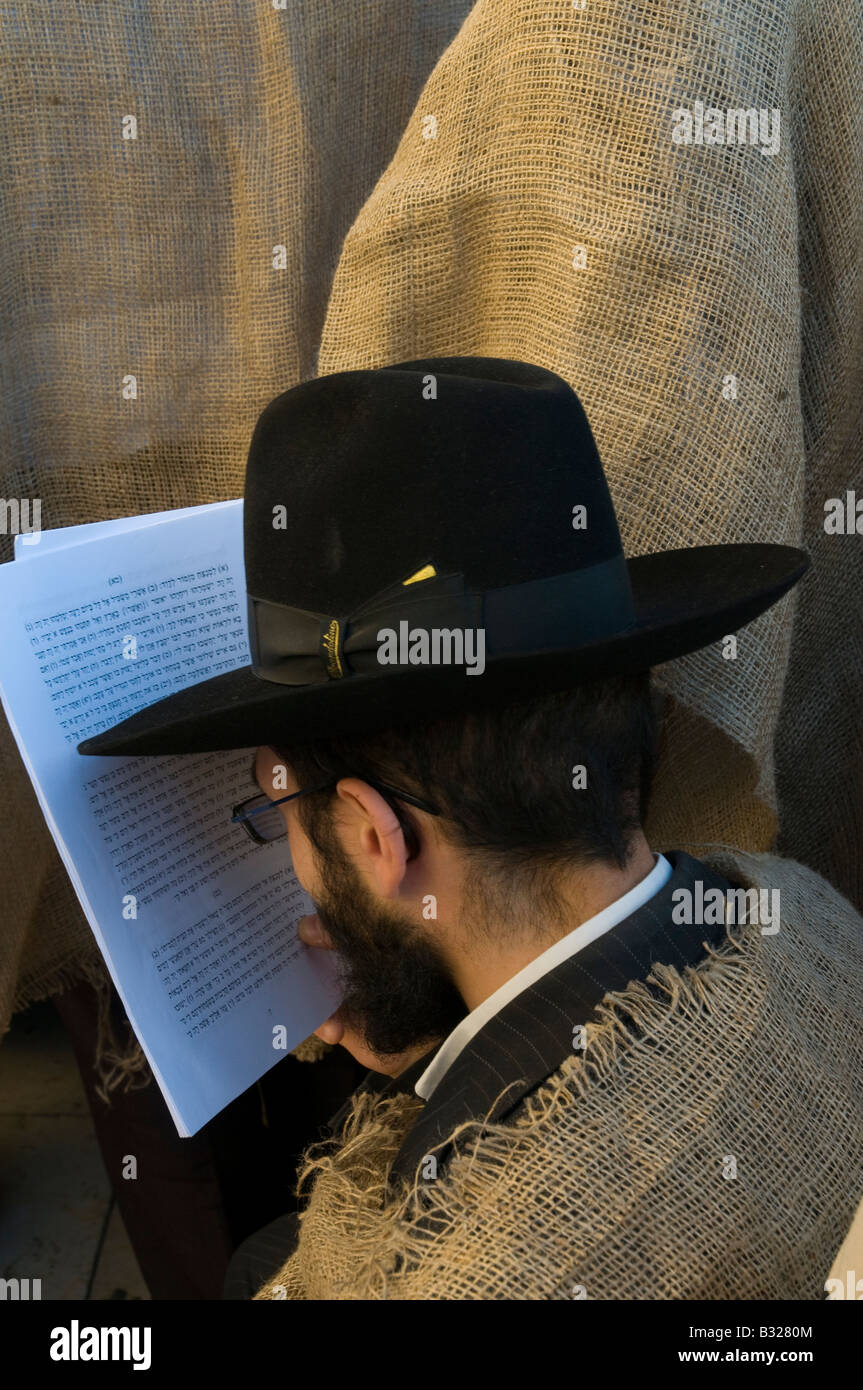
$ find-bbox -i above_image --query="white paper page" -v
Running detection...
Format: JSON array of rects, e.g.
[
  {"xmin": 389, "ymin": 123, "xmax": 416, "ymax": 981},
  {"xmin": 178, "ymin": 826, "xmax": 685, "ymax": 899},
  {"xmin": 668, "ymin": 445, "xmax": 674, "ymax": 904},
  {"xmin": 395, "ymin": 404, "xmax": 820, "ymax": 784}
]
[
  {"xmin": 0, "ymin": 502, "xmax": 342, "ymax": 1135},
  {"xmin": 13, "ymin": 499, "xmax": 239, "ymax": 559}
]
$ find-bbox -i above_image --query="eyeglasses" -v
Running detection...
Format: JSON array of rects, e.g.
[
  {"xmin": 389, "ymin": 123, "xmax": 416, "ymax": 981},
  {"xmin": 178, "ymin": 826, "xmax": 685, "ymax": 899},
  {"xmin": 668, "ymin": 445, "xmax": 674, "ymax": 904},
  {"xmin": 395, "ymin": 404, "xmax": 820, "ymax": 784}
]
[{"xmin": 231, "ymin": 776, "xmax": 440, "ymax": 846}]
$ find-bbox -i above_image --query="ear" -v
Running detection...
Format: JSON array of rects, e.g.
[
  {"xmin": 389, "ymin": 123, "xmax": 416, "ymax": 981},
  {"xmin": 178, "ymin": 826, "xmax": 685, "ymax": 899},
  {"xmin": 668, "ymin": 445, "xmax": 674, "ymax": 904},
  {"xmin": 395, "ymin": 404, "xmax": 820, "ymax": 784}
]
[{"xmin": 333, "ymin": 777, "xmax": 409, "ymax": 898}]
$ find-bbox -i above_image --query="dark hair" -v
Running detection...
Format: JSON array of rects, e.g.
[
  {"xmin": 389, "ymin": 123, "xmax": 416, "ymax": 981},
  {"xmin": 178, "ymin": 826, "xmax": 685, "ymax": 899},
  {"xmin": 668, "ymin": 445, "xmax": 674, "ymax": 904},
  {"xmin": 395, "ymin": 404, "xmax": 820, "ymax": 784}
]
[{"xmin": 274, "ymin": 672, "xmax": 659, "ymax": 925}]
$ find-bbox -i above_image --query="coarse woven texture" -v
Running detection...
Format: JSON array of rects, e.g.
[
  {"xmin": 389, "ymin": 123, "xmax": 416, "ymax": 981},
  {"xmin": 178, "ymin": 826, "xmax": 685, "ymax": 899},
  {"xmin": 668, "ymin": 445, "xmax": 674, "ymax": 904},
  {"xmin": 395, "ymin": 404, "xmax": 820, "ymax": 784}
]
[
  {"xmin": 316, "ymin": 0, "xmax": 862, "ymax": 900},
  {"xmin": 0, "ymin": 0, "xmax": 475, "ymax": 1047},
  {"xmin": 253, "ymin": 849, "xmax": 863, "ymax": 1300},
  {"xmin": 1, "ymin": 0, "xmax": 860, "ymax": 1060}
]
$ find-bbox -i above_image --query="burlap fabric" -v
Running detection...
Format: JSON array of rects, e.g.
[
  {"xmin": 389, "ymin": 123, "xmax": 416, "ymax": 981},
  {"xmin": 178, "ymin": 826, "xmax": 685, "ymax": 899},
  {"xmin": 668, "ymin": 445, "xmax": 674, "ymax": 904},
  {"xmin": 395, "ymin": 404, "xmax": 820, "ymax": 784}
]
[
  {"xmin": 1, "ymin": 0, "xmax": 860, "ymax": 1063},
  {"xmin": 0, "ymin": 0, "xmax": 475, "ymax": 1047},
  {"xmin": 252, "ymin": 849, "xmax": 863, "ymax": 1300}
]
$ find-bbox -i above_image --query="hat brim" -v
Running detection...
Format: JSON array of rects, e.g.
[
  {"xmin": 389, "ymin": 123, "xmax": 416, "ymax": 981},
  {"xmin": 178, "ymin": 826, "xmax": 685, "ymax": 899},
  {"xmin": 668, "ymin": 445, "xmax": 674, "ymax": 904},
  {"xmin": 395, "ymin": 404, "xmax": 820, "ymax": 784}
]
[{"xmin": 76, "ymin": 543, "xmax": 808, "ymax": 757}]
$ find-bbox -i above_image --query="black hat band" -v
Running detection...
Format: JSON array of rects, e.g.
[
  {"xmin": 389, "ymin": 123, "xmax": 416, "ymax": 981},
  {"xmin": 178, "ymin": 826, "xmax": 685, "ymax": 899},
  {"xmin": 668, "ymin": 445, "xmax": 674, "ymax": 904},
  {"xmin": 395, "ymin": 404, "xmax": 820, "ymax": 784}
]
[{"xmin": 247, "ymin": 554, "xmax": 636, "ymax": 686}]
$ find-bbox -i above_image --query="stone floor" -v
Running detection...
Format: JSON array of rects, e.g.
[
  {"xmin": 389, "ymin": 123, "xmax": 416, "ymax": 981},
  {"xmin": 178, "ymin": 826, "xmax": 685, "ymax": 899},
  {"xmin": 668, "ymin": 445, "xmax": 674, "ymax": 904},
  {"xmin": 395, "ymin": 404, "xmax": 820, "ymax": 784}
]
[{"xmin": 0, "ymin": 998, "xmax": 150, "ymax": 1301}]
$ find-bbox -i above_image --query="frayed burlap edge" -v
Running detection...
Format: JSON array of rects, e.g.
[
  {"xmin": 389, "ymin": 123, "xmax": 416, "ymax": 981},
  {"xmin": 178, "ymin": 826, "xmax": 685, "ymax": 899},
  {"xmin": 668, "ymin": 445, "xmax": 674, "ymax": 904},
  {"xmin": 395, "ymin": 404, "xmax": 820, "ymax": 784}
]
[
  {"xmin": 91, "ymin": 971, "xmax": 153, "ymax": 1105},
  {"xmin": 9, "ymin": 948, "xmax": 152, "ymax": 1103},
  {"xmin": 254, "ymin": 912, "xmax": 753, "ymax": 1300}
]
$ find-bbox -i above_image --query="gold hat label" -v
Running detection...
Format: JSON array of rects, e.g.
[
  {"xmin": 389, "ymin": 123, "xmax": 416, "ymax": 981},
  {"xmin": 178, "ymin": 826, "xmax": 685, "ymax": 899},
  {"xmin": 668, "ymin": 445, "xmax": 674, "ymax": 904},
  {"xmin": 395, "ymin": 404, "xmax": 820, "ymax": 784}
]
[
  {"xmin": 321, "ymin": 617, "xmax": 343, "ymax": 678},
  {"xmin": 402, "ymin": 564, "xmax": 437, "ymax": 586}
]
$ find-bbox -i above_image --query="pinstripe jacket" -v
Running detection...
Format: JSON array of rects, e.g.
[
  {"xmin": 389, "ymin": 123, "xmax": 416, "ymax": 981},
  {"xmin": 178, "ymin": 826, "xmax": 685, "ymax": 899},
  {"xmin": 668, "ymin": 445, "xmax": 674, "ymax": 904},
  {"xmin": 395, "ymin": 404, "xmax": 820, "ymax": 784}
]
[
  {"xmin": 327, "ymin": 848, "xmax": 733, "ymax": 1186},
  {"xmin": 226, "ymin": 848, "xmax": 735, "ymax": 1296}
]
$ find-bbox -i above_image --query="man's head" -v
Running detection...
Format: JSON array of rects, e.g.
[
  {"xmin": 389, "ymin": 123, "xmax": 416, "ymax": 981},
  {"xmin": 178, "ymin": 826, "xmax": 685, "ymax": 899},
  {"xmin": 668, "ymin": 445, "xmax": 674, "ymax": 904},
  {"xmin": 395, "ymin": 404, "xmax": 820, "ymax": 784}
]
[{"xmin": 254, "ymin": 671, "xmax": 660, "ymax": 1059}]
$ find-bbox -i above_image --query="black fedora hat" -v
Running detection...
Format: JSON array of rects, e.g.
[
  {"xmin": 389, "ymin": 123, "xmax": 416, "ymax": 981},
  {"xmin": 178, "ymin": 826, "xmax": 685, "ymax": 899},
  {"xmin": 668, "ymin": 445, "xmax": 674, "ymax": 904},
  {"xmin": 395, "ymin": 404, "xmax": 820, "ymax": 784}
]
[{"xmin": 77, "ymin": 356, "xmax": 808, "ymax": 758}]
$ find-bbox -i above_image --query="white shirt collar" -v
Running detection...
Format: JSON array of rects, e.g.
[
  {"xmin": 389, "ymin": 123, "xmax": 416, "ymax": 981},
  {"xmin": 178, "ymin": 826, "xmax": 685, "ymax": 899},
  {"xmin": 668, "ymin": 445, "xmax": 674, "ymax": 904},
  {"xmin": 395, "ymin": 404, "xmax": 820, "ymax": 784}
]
[{"xmin": 414, "ymin": 851, "xmax": 672, "ymax": 1101}]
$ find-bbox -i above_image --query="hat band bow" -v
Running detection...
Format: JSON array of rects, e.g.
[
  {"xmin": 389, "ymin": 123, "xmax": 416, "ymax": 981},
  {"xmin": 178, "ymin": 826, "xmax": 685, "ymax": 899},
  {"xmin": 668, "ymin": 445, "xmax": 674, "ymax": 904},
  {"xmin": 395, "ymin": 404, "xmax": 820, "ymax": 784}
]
[{"xmin": 247, "ymin": 555, "xmax": 636, "ymax": 687}]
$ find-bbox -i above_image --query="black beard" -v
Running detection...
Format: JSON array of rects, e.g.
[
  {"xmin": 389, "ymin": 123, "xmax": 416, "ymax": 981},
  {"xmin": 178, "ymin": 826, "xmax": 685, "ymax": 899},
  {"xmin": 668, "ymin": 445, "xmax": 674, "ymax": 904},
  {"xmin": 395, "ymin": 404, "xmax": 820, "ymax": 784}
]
[{"xmin": 310, "ymin": 824, "xmax": 467, "ymax": 1059}]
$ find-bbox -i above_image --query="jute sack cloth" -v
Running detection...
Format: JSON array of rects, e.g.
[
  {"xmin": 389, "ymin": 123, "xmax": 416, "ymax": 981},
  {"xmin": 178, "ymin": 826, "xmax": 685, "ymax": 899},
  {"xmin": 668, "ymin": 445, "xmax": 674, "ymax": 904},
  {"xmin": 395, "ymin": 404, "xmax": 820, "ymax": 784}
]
[
  {"xmin": 315, "ymin": 0, "xmax": 862, "ymax": 902},
  {"xmin": 0, "ymin": 0, "xmax": 475, "ymax": 1059},
  {"xmin": 1, "ymin": 0, "xmax": 860, "ymax": 1085},
  {"xmin": 253, "ymin": 850, "xmax": 863, "ymax": 1300}
]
